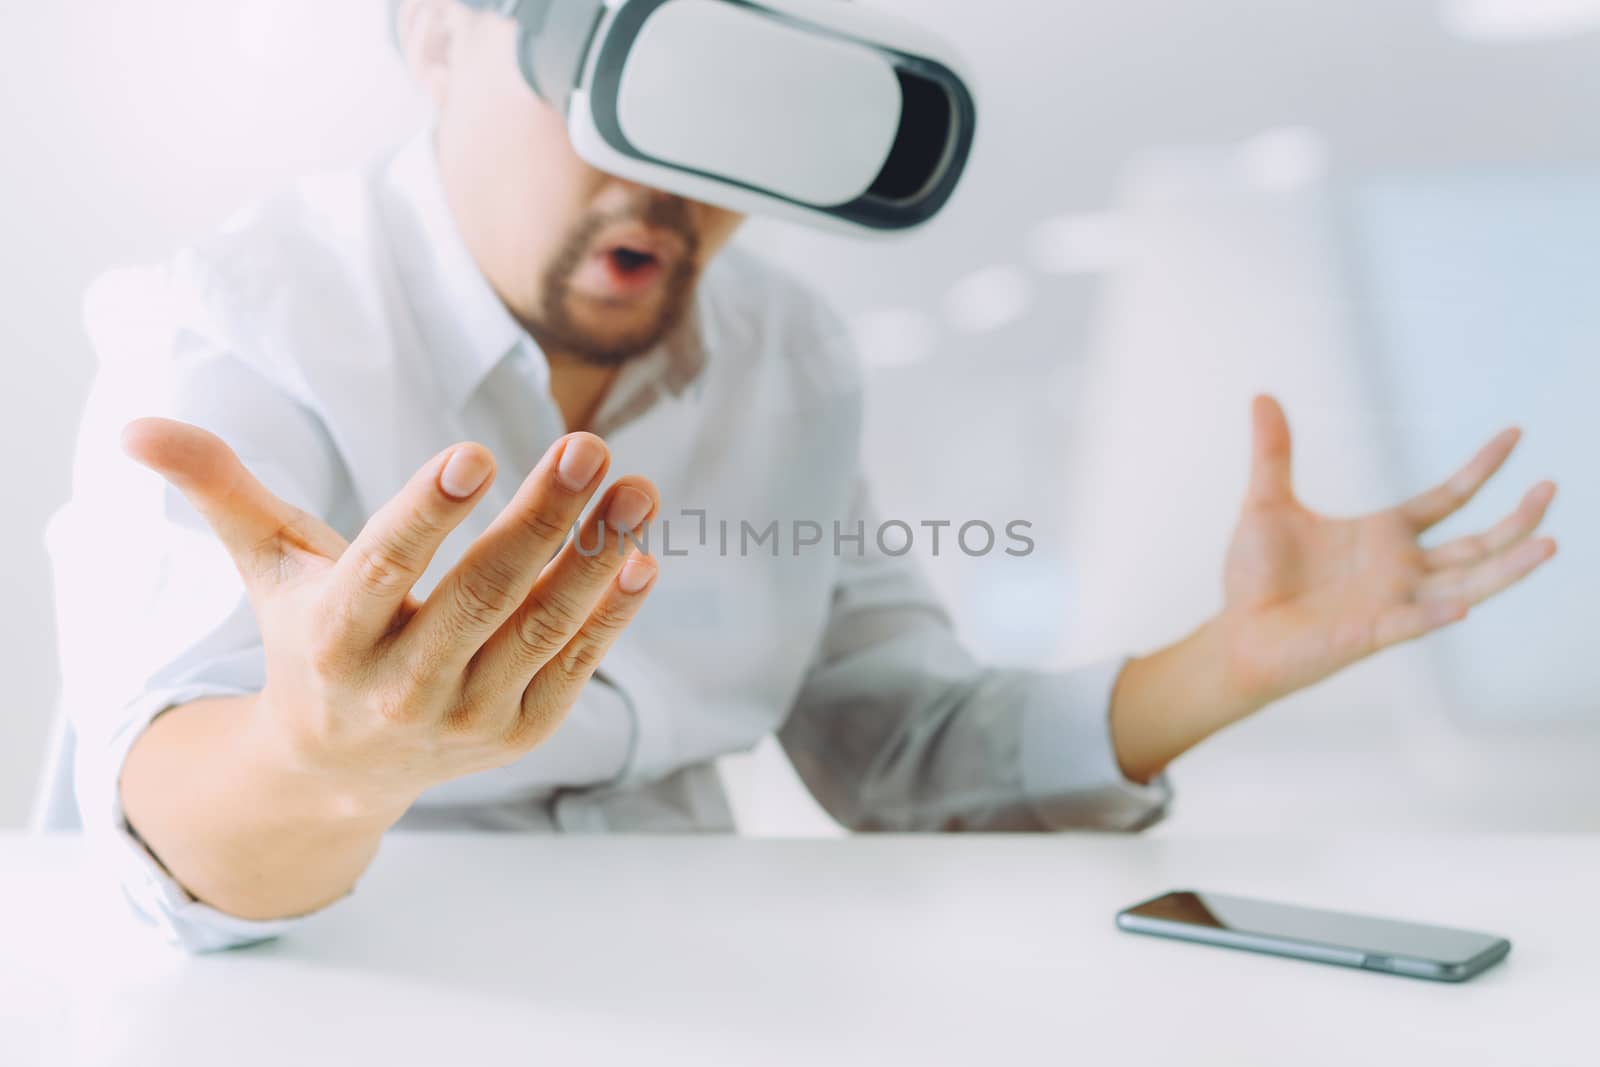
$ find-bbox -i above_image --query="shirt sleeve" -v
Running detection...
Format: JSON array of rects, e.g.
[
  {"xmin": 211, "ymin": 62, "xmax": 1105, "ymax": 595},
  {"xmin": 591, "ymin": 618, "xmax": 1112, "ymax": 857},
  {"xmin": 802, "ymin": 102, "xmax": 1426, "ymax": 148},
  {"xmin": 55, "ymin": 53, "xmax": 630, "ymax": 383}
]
[
  {"xmin": 47, "ymin": 266, "xmax": 355, "ymax": 952},
  {"xmin": 778, "ymin": 481, "xmax": 1172, "ymax": 833},
  {"xmin": 78, "ymin": 685, "xmax": 321, "ymax": 953}
]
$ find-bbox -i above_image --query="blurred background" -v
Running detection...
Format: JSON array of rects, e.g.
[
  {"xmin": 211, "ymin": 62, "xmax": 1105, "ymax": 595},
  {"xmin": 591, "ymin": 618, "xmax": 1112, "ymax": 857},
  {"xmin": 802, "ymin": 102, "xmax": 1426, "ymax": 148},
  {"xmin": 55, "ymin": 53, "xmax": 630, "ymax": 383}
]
[{"xmin": 1, "ymin": 0, "xmax": 1595, "ymax": 833}]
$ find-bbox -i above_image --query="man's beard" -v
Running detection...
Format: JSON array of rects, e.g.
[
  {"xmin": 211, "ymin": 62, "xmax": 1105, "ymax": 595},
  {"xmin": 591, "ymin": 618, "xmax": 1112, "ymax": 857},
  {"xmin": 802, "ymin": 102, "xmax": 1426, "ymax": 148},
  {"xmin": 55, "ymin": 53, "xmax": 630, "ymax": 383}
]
[{"xmin": 528, "ymin": 195, "xmax": 702, "ymax": 369}]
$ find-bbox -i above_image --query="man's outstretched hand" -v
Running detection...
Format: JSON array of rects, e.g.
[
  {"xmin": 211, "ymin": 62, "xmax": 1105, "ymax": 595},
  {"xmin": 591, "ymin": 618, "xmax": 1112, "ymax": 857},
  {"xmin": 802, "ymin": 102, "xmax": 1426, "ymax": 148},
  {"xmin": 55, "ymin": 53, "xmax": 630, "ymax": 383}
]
[
  {"xmin": 118, "ymin": 419, "xmax": 660, "ymax": 918},
  {"xmin": 1222, "ymin": 395, "xmax": 1557, "ymax": 706},
  {"xmin": 1111, "ymin": 396, "xmax": 1558, "ymax": 784},
  {"xmin": 122, "ymin": 419, "xmax": 663, "ymax": 807}
]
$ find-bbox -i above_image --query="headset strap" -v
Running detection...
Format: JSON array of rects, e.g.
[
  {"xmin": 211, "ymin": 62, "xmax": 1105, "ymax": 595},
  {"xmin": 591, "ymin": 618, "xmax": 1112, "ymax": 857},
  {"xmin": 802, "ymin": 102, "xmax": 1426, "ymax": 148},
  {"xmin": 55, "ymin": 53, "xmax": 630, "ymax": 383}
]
[{"xmin": 461, "ymin": 0, "xmax": 608, "ymax": 118}]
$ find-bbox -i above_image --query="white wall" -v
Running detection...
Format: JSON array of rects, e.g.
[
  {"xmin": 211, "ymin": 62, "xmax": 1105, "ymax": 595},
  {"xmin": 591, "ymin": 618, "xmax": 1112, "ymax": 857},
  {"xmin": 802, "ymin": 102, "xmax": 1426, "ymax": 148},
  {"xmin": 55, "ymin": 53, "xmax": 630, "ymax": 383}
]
[
  {"xmin": 3, "ymin": 0, "xmax": 1597, "ymax": 831},
  {"xmin": 0, "ymin": 0, "xmax": 421, "ymax": 825}
]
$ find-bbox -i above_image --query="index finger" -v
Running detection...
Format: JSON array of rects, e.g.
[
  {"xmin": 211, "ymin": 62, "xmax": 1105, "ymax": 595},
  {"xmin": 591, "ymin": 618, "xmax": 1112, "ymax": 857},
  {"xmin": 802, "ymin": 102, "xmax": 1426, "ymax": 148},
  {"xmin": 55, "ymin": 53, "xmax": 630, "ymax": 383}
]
[
  {"xmin": 324, "ymin": 444, "xmax": 497, "ymax": 649},
  {"xmin": 1398, "ymin": 428, "xmax": 1521, "ymax": 533},
  {"xmin": 402, "ymin": 433, "xmax": 613, "ymax": 672}
]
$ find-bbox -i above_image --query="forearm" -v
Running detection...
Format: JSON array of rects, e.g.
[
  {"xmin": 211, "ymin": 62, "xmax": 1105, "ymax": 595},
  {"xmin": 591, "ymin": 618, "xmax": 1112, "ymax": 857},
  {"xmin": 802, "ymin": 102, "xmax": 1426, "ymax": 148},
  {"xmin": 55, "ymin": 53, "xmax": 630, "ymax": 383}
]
[
  {"xmin": 120, "ymin": 695, "xmax": 411, "ymax": 922},
  {"xmin": 1109, "ymin": 618, "xmax": 1262, "ymax": 785}
]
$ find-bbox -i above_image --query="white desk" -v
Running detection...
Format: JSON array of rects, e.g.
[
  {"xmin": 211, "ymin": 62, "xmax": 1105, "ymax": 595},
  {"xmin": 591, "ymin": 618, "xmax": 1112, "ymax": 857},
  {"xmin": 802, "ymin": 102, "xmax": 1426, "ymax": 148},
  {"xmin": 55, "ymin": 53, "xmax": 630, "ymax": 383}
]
[{"xmin": 0, "ymin": 834, "xmax": 1587, "ymax": 1066}]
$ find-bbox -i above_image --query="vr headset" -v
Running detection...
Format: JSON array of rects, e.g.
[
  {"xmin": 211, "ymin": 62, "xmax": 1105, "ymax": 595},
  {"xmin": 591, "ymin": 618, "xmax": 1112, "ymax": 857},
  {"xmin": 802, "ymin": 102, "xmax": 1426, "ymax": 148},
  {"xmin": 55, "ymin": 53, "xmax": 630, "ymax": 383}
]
[{"xmin": 461, "ymin": 0, "xmax": 978, "ymax": 234}]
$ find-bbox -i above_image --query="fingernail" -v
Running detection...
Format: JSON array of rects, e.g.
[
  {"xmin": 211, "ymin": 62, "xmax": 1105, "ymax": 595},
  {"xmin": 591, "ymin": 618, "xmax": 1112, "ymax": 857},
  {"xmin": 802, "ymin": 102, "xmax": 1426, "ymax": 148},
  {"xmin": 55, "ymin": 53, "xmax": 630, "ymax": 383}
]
[
  {"xmin": 619, "ymin": 556, "xmax": 657, "ymax": 595},
  {"xmin": 440, "ymin": 448, "xmax": 493, "ymax": 500},
  {"xmin": 605, "ymin": 486, "xmax": 653, "ymax": 532},
  {"xmin": 557, "ymin": 436, "xmax": 606, "ymax": 491}
]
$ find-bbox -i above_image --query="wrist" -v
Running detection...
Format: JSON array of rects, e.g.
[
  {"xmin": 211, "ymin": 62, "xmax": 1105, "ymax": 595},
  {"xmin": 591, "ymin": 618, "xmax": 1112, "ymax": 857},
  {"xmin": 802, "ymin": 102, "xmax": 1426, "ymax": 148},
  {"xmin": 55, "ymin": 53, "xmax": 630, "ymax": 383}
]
[
  {"xmin": 1193, "ymin": 613, "xmax": 1273, "ymax": 723},
  {"xmin": 1212, "ymin": 607, "xmax": 1307, "ymax": 714},
  {"xmin": 1110, "ymin": 616, "xmax": 1265, "ymax": 783},
  {"xmin": 241, "ymin": 691, "xmax": 418, "ymax": 828}
]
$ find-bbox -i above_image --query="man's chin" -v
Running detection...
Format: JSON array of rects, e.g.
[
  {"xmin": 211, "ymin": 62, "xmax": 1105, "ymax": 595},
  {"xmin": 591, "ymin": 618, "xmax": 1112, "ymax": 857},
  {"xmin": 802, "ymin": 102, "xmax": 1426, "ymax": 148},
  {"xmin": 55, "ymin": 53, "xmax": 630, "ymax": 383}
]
[
  {"xmin": 568, "ymin": 290, "xmax": 665, "ymax": 327},
  {"xmin": 532, "ymin": 256, "xmax": 699, "ymax": 366},
  {"xmin": 539, "ymin": 303, "xmax": 674, "ymax": 368}
]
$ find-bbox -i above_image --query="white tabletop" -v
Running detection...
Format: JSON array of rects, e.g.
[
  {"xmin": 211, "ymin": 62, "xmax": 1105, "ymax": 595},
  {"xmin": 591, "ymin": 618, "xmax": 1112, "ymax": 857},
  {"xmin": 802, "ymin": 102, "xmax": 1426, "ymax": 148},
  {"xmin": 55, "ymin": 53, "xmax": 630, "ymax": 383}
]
[{"xmin": 0, "ymin": 833, "xmax": 1585, "ymax": 1066}]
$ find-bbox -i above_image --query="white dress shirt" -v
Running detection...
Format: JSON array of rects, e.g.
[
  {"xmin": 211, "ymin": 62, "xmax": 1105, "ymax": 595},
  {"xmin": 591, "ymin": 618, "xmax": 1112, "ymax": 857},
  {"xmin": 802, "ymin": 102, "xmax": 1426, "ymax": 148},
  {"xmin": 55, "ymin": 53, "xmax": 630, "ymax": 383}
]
[{"xmin": 46, "ymin": 133, "xmax": 1171, "ymax": 953}]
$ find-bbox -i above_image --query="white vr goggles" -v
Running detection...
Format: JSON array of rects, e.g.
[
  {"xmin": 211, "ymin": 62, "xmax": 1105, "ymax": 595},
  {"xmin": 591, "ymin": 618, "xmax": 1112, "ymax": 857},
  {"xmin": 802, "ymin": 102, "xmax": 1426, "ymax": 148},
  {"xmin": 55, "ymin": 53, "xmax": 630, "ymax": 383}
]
[{"xmin": 465, "ymin": 0, "xmax": 978, "ymax": 234}]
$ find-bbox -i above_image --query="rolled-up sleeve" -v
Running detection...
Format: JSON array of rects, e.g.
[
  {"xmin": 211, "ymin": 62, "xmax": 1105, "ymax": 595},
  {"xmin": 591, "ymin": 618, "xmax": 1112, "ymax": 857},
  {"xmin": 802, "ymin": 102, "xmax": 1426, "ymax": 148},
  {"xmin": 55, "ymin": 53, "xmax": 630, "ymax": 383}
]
[
  {"xmin": 47, "ymin": 266, "xmax": 352, "ymax": 951},
  {"xmin": 80, "ymin": 685, "xmax": 316, "ymax": 953},
  {"xmin": 779, "ymin": 482, "xmax": 1172, "ymax": 833}
]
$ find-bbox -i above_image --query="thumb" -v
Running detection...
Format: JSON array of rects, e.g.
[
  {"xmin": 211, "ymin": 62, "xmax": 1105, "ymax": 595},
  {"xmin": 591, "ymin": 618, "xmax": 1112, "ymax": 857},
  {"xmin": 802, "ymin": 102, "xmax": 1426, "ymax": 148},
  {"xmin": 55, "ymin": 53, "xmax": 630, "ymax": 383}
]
[
  {"xmin": 122, "ymin": 418, "xmax": 344, "ymax": 592},
  {"xmin": 1246, "ymin": 395, "xmax": 1295, "ymax": 506}
]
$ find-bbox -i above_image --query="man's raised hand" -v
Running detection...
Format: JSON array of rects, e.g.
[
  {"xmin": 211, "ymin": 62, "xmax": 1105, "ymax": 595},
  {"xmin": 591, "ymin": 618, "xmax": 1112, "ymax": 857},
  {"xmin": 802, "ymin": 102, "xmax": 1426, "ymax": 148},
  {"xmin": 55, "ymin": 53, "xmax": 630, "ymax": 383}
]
[
  {"xmin": 1220, "ymin": 396, "xmax": 1558, "ymax": 706},
  {"xmin": 122, "ymin": 419, "xmax": 660, "ymax": 813}
]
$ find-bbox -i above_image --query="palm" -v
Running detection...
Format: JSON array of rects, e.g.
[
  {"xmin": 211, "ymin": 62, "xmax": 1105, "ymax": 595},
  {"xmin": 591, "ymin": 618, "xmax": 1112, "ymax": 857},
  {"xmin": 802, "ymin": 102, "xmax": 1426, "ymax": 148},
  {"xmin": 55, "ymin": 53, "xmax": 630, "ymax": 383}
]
[{"xmin": 1219, "ymin": 397, "xmax": 1557, "ymax": 705}]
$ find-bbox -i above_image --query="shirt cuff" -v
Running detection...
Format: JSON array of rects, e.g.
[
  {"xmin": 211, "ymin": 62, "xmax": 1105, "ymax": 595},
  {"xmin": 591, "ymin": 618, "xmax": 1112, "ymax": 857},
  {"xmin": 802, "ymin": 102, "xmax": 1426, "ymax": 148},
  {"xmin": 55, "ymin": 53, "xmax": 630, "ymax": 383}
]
[
  {"xmin": 78, "ymin": 685, "xmax": 331, "ymax": 953},
  {"xmin": 1018, "ymin": 658, "xmax": 1173, "ymax": 832}
]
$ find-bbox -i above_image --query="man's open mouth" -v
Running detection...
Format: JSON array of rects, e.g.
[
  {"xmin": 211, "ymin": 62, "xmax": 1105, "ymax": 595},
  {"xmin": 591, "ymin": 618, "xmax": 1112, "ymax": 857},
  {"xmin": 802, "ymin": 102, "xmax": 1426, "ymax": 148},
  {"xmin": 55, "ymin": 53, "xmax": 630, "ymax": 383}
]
[
  {"xmin": 595, "ymin": 243, "xmax": 666, "ymax": 294},
  {"xmin": 608, "ymin": 246, "xmax": 660, "ymax": 277},
  {"xmin": 571, "ymin": 223, "xmax": 691, "ymax": 300}
]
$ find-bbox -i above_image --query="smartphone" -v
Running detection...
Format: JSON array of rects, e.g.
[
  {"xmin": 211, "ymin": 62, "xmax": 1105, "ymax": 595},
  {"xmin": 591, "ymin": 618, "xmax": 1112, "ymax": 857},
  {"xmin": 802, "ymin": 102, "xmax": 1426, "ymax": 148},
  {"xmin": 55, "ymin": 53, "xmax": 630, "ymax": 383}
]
[{"xmin": 1117, "ymin": 890, "xmax": 1511, "ymax": 982}]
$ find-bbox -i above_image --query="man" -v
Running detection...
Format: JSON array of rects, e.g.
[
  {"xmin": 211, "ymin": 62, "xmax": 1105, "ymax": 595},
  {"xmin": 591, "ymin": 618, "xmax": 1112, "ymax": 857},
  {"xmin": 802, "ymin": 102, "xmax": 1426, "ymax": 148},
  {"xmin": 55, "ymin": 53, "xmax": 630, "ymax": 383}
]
[{"xmin": 48, "ymin": 0, "xmax": 1558, "ymax": 952}]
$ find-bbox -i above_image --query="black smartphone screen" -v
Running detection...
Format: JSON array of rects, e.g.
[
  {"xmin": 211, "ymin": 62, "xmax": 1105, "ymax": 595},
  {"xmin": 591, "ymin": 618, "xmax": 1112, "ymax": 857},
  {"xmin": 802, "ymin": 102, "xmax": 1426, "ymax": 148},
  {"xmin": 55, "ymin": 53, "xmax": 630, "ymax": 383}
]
[{"xmin": 1120, "ymin": 891, "xmax": 1510, "ymax": 977}]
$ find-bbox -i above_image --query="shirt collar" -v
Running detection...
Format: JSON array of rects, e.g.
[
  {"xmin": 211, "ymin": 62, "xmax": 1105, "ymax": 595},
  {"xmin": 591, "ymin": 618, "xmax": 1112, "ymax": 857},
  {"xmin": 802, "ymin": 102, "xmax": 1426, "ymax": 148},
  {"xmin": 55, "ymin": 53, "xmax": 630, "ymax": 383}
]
[
  {"xmin": 383, "ymin": 131, "xmax": 531, "ymax": 411},
  {"xmin": 381, "ymin": 131, "xmax": 710, "ymax": 421},
  {"xmin": 591, "ymin": 306, "xmax": 708, "ymax": 436}
]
